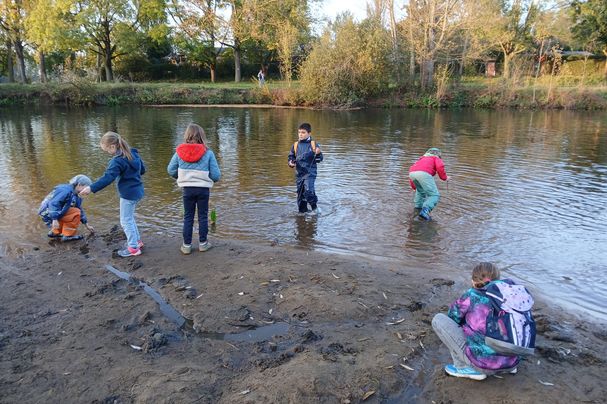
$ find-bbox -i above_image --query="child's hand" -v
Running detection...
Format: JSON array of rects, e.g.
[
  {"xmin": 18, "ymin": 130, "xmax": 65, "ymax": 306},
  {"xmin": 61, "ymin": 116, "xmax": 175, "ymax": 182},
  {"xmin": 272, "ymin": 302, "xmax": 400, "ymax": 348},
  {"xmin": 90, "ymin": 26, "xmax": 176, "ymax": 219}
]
[
  {"xmin": 79, "ymin": 186, "xmax": 91, "ymax": 196},
  {"xmin": 52, "ymin": 220, "xmax": 59, "ymax": 229},
  {"xmin": 288, "ymin": 160, "xmax": 296, "ymax": 168},
  {"xmin": 84, "ymin": 223, "xmax": 95, "ymax": 234},
  {"xmin": 315, "ymin": 146, "xmax": 321, "ymax": 155}
]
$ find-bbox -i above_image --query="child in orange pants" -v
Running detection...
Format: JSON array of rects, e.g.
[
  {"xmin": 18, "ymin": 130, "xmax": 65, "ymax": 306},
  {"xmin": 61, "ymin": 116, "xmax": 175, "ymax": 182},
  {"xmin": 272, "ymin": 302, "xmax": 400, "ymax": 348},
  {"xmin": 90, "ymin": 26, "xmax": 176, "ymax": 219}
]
[{"xmin": 38, "ymin": 175, "xmax": 94, "ymax": 241}]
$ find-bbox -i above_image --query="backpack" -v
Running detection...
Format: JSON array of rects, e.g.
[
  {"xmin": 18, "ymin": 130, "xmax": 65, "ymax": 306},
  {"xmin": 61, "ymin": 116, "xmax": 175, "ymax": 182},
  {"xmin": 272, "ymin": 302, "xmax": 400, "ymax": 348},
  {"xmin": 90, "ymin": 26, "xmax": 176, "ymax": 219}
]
[
  {"xmin": 483, "ymin": 280, "xmax": 536, "ymax": 357},
  {"xmin": 293, "ymin": 140, "xmax": 316, "ymax": 156}
]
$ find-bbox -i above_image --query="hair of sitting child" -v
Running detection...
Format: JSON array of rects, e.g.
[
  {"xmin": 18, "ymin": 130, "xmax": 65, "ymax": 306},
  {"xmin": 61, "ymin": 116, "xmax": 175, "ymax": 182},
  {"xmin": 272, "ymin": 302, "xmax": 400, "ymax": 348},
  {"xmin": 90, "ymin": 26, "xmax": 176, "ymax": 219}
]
[{"xmin": 472, "ymin": 262, "xmax": 500, "ymax": 289}]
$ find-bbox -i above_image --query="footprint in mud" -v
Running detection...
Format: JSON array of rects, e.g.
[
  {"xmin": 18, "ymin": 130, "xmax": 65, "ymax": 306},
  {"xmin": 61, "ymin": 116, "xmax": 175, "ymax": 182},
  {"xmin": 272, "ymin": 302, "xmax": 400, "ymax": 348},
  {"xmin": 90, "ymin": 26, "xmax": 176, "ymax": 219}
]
[
  {"xmin": 430, "ymin": 278, "xmax": 455, "ymax": 287},
  {"xmin": 319, "ymin": 342, "xmax": 357, "ymax": 362},
  {"xmin": 102, "ymin": 225, "xmax": 126, "ymax": 244},
  {"xmin": 141, "ymin": 330, "xmax": 168, "ymax": 353}
]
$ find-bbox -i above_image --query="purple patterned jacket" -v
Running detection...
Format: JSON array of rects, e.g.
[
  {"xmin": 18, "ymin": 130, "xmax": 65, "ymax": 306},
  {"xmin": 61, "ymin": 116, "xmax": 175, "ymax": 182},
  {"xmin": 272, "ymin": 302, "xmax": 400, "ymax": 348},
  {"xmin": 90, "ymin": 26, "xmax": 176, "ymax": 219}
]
[{"xmin": 448, "ymin": 281, "xmax": 520, "ymax": 371}]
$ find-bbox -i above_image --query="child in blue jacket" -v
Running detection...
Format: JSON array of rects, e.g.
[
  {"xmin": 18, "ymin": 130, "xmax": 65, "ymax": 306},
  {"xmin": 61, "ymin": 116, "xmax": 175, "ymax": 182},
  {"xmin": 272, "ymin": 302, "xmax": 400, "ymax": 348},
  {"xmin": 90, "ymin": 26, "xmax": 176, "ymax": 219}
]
[
  {"xmin": 39, "ymin": 175, "xmax": 94, "ymax": 241},
  {"xmin": 80, "ymin": 132, "xmax": 145, "ymax": 257},
  {"xmin": 288, "ymin": 123, "xmax": 323, "ymax": 213},
  {"xmin": 167, "ymin": 123, "xmax": 221, "ymax": 254}
]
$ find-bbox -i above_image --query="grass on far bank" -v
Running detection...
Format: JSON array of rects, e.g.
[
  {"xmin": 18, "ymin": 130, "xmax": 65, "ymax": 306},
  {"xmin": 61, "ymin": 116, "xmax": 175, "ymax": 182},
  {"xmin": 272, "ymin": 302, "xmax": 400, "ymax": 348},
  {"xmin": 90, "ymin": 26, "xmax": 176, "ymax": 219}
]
[
  {"xmin": 0, "ymin": 80, "xmax": 304, "ymax": 107},
  {"xmin": 2, "ymin": 76, "xmax": 607, "ymax": 109}
]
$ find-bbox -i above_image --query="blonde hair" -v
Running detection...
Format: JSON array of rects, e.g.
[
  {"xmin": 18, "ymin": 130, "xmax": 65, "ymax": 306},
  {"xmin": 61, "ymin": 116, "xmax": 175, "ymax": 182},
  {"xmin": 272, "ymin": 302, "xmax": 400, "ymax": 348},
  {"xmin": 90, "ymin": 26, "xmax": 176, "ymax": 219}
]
[
  {"xmin": 100, "ymin": 131, "xmax": 133, "ymax": 161},
  {"xmin": 184, "ymin": 123, "xmax": 207, "ymax": 144},
  {"xmin": 472, "ymin": 262, "xmax": 500, "ymax": 288}
]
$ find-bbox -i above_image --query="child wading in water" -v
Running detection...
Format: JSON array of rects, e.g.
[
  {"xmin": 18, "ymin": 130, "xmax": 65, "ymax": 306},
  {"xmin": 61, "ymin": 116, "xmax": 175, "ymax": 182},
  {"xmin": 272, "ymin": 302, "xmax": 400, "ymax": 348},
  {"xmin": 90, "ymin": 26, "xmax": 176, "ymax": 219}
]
[
  {"xmin": 38, "ymin": 175, "xmax": 95, "ymax": 241},
  {"xmin": 432, "ymin": 263, "xmax": 531, "ymax": 380},
  {"xmin": 288, "ymin": 123, "xmax": 323, "ymax": 214},
  {"xmin": 80, "ymin": 132, "xmax": 145, "ymax": 257},
  {"xmin": 408, "ymin": 147, "xmax": 448, "ymax": 220},
  {"xmin": 167, "ymin": 123, "xmax": 221, "ymax": 254}
]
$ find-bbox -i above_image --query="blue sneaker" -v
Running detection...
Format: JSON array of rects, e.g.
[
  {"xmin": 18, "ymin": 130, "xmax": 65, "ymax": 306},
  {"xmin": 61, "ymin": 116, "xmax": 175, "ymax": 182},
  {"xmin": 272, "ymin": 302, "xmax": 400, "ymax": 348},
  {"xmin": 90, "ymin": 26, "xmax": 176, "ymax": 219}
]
[
  {"xmin": 61, "ymin": 235, "xmax": 83, "ymax": 242},
  {"xmin": 444, "ymin": 364, "xmax": 487, "ymax": 380},
  {"xmin": 419, "ymin": 207, "xmax": 432, "ymax": 221}
]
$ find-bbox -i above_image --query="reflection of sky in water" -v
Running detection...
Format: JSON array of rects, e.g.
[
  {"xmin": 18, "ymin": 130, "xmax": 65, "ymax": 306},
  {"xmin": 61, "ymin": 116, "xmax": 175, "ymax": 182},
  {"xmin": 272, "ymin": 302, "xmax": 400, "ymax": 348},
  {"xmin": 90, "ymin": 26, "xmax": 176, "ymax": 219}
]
[{"xmin": 0, "ymin": 106, "xmax": 606, "ymax": 320}]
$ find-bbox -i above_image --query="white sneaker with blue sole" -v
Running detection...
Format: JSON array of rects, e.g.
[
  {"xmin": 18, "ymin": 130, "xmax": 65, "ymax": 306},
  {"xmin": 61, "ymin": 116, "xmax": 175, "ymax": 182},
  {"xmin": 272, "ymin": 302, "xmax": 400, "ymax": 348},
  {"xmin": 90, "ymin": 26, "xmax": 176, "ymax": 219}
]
[{"xmin": 444, "ymin": 364, "xmax": 487, "ymax": 380}]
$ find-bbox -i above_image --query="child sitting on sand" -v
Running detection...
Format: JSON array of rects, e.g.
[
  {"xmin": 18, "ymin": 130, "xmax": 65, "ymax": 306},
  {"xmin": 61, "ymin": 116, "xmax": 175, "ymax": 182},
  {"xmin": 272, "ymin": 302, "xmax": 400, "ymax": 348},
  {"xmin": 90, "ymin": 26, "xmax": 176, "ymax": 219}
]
[
  {"xmin": 432, "ymin": 262, "xmax": 535, "ymax": 380},
  {"xmin": 38, "ymin": 175, "xmax": 95, "ymax": 241}
]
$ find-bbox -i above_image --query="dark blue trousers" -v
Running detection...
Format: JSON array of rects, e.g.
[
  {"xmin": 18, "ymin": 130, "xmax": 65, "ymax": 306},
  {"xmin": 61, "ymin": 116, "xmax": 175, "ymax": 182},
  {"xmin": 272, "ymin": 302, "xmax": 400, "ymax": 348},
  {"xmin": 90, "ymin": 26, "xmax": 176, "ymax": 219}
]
[
  {"xmin": 297, "ymin": 176, "xmax": 318, "ymax": 213},
  {"xmin": 183, "ymin": 187, "xmax": 210, "ymax": 245}
]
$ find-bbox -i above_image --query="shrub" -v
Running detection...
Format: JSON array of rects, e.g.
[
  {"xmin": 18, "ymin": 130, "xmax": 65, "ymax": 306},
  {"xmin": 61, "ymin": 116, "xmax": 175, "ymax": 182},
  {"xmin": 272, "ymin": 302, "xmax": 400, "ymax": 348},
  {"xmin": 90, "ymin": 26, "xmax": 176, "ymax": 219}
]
[{"xmin": 298, "ymin": 15, "xmax": 392, "ymax": 107}]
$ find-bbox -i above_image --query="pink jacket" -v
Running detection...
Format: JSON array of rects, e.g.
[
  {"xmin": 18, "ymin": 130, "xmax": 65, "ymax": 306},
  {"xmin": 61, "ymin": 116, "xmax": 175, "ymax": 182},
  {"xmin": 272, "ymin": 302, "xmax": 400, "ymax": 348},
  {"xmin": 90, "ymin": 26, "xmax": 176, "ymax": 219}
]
[{"xmin": 409, "ymin": 156, "xmax": 447, "ymax": 190}]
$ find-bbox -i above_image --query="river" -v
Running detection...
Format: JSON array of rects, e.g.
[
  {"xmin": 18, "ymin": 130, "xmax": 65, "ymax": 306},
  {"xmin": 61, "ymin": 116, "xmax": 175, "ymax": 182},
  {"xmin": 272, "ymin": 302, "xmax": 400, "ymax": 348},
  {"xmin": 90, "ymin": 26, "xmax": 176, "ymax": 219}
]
[{"xmin": 1, "ymin": 106, "xmax": 605, "ymax": 319}]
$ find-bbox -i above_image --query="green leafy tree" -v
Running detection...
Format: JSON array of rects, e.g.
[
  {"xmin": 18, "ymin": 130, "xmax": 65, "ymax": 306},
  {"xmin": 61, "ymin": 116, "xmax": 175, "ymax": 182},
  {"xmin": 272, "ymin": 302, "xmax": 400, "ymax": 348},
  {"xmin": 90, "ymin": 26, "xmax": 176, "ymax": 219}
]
[
  {"xmin": 25, "ymin": 0, "xmax": 83, "ymax": 82},
  {"xmin": 571, "ymin": 0, "xmax": 607, "ymax": 77},
  {"xmin": 241, "ymin": 0, "xmax": 313, "ymax": 82},
  {"xmin": 73, "ymin": 0, "xmax": 167, "ymax": 82},
  {"xmin": 170, "ymin": 0, "xmax": 228, "ymax": 82},
  {"xmin": 0, "ymin": 0, "xmax": 28, "ymax": 83},
  {"xmin": 299, "ymin": 14, "xmax": 392, "ymax": 106}
]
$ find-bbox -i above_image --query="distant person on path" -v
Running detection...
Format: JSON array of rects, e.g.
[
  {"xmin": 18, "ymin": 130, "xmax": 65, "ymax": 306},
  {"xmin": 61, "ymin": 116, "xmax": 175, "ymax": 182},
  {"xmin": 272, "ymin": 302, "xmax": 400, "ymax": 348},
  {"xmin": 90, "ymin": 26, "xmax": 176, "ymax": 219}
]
[
  {"xmin": 408, "ymin": 147, "xmax": 448, "ymax": 220},
  {"xmin": 432, "ymin": 262, "xmax": 535, "ymax": 380},
  {"xmin": 288, "ymin": 123, "xmax": 323, "ymax": 214},
  {"xmin": 38, "ymin": 174, "xmax": 95, "ymax": 241},
  {"xmin": 79, "ymin": 132, "xmax": 145, "ymax": 257},
  {"xmin": 257, "ymin": 69, "xmax": 265, "ymax": 86},
  {"xmin": 167, "ymin": 123, "xmax": 221, "ymax": 255}
]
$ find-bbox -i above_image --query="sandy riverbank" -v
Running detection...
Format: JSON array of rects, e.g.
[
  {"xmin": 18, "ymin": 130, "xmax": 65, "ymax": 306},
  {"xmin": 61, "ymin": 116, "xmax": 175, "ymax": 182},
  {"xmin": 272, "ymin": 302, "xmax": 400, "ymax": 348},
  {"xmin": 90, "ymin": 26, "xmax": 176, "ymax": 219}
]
[{"xmin": 0, "ymin": 228, "xmax": 605, "ymax": 403}]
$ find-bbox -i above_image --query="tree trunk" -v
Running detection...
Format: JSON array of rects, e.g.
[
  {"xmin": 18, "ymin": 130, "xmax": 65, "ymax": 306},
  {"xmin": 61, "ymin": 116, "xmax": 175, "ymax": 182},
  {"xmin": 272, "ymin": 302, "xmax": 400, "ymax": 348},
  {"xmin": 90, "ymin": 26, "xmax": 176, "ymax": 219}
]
[
  {"xmin": 234, "ymin": 39, "xmax": 242, "ymax": 82},
  {"xmin": 423, "ymin": 1, "xmax": 436, "ymax": 89},
  {"xmin": 387, "ymin": 0, "xmax": 400, "ymax": 82},
  {"xmin": 503, "ymin": 53, "xmax": 511, "ymax": 79},
  {"xmin": 96, "ymin": 51, "xmax": 103, "ymax": 82},
  {"xmin": 38, "ymin": 50, "xmax": 47, "ymax": 83},
  {"xmin": 459, "ymin": 36, "xmax": 469, "ymax": 77},
  {"xmin": 423, "ymin": 59, "xmax": 435, "ymax": 89},
  {"xmin": 104, "ymin": 46, "xmax": 113, "ymax": 82},
  {"xmin": 603, "ymin": 49, "xmax": 607, "ymax": 78},
  {"xmin": 14, "ymin": 40, "xmax": 27, "ymax": 84},
  {"xmin": 7, "ymin": 40, "xmax": 15, "ymax": 83},
  {"xmin": 407, "ymin": 18, "xmax": 415, "ymax": 79},
  {"xmin": 210, "ymin": 63, "xmax": 216, "ymax": 83}
]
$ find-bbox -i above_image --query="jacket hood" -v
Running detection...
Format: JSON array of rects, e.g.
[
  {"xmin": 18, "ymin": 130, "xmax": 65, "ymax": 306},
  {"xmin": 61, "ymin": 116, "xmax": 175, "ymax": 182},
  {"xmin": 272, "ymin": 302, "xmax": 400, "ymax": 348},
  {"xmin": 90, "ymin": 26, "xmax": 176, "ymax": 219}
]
[
  {"xmin": 177, "ymin": 143, "xmax": 207, "ymax": 163},
  {"xmin": 424, "ymin": 147, "xmax": 441, "ymax": 157}
]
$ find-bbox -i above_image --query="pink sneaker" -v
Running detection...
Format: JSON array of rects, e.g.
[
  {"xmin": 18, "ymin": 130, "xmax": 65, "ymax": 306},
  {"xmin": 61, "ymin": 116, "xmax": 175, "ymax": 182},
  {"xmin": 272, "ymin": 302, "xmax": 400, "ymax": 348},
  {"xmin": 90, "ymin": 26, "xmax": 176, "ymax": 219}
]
[{"xmin": 117, "ymin": 247, "xmax": 141, "ymax": 257}]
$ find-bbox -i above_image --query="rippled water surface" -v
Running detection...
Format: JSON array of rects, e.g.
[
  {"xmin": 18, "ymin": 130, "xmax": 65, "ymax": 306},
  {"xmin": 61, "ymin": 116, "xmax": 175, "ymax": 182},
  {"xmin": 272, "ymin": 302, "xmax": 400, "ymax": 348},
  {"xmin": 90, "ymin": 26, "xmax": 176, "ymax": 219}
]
[{"xmin": 1, "ymin": 106, "xmax": 606, "ymax": 319}]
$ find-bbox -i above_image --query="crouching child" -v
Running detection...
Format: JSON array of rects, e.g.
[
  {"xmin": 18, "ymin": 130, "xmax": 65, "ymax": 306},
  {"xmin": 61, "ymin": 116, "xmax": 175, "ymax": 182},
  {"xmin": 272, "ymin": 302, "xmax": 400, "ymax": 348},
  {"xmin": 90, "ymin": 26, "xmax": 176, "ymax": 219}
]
[
  {"xmin": 432, "ymin": 262, "xmax": 536, "ymax": 380},
  {"xmin": 38, "ymin": 175, "xmax": 95, "ymax": 241}
]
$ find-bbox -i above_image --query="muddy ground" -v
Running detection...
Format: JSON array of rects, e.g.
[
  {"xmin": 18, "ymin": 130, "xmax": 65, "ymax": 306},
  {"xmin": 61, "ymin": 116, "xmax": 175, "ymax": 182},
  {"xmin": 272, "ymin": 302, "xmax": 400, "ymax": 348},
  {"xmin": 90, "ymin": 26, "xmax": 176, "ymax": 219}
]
[{"xmin": 1, "ymin": 227, "xmax": 605, "ymax": 403}]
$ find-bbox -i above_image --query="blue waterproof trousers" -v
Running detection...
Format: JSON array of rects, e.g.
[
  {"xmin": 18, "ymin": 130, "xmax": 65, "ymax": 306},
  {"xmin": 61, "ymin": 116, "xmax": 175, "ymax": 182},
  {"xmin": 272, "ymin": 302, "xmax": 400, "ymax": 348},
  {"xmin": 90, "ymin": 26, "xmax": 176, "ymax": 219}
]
[{"xmin": 297, "ymin": 175, "xmax": 318, "ymax": 213}]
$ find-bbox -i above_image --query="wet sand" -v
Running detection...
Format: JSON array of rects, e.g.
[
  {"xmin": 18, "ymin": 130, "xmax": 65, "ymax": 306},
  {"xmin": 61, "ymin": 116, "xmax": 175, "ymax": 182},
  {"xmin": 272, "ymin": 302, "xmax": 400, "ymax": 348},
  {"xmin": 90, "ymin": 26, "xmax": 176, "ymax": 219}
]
[{"xmin": 1, "ymin": 228, "xmax": 605, "ymax": 403}]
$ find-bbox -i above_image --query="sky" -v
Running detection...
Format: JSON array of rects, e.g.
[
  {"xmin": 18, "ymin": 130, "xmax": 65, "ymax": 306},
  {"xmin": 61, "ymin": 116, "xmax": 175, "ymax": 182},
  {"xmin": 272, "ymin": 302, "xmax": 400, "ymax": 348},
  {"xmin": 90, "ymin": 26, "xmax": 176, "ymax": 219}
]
[
  {"xmin": 310, "ymin": 0, "xmax": 406, "ymax": 34},
  {"xmin": 316, "ymin": 0, "xmax": 371, "ymax": 21}
]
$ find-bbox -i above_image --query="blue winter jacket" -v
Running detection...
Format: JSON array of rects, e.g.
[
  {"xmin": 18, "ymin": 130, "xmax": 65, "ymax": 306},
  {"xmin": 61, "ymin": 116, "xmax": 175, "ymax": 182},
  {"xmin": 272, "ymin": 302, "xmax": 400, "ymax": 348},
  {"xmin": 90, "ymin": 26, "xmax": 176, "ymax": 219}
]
[
  {"xmin": 288, "ymin": 137, "xmax": 323, "ymax": 180},
  {"xmin": 90, "ymin": 148, "xmax": 145, "ymax": 200},
  {"xmin": 167, "ymin": 143, "xmax": 221, "ymax": 187},
  {"xmin": 38, "ymin": 184, "xmax": 88, "ymax": 225}
]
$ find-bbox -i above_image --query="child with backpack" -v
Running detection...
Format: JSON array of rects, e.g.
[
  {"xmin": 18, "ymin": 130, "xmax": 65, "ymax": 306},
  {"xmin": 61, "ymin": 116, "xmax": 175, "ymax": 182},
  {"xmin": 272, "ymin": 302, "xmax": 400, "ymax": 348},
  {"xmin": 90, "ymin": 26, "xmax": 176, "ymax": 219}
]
[
  {"xmin": 288, "ymin": 123, "xmax": 323, "ymax": 214},
  {"xmin": 432, "ymin": 262, "xmax": 536, "ymax": 380},
  {"xmin": 38, "ymin": 174, "xmax": 95, "ymax": 241},
  {"xmin": 408, "ymin": 147, "xmax": 448, "ymax": 220},
  {"xmin": 167, "ymin": 123, "xmax": 221, "ymax": 254}
]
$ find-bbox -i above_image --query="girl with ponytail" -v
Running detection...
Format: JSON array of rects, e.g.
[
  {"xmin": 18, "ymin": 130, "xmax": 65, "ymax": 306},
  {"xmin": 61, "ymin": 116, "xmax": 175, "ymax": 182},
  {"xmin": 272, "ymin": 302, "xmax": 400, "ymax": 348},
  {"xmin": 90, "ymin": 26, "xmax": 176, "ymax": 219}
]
[{"xmin": 80, "ymin": 131, "xmax": 146, "ymax": 257}]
